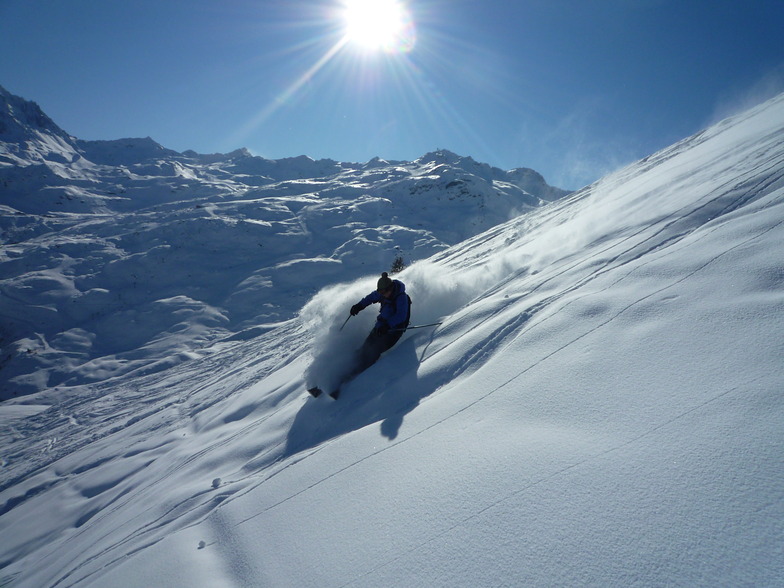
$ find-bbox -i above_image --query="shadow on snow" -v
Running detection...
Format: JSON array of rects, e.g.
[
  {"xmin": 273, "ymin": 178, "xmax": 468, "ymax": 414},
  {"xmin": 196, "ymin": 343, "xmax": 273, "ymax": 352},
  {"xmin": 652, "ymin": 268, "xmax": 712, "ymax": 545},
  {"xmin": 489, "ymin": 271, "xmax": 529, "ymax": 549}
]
[{"xmin": 285, "ymin": 333, "xmax": 436, "ymax": 457}]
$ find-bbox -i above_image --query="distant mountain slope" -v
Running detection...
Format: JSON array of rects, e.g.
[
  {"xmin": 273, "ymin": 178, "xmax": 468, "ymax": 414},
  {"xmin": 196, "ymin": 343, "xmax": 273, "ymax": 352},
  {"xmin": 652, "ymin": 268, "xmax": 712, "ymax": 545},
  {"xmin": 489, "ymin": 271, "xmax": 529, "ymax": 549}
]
[{"xmin": 0, "ymin": 86, "xmax": 569, "ymax": 398}]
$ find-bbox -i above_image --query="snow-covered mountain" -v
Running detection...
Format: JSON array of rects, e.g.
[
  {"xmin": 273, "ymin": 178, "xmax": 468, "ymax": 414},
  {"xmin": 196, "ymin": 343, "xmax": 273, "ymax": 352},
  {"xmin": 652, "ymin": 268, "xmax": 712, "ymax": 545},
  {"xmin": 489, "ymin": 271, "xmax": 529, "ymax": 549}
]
[
  {"xmin": 1, "ymin": 89, "xmax": 783, "ymax": 588},
  {"xmin": 0, "ymin": 85, "xmax": 568, "ymax": 398}
]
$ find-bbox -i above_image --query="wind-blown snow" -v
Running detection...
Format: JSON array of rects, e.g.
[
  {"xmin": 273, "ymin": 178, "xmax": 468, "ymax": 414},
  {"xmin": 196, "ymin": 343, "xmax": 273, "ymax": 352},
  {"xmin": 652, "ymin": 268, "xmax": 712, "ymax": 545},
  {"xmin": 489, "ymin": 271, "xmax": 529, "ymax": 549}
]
[{"xmin": 1, "ymin": 90, "xmax": 783, "ymax": 587}]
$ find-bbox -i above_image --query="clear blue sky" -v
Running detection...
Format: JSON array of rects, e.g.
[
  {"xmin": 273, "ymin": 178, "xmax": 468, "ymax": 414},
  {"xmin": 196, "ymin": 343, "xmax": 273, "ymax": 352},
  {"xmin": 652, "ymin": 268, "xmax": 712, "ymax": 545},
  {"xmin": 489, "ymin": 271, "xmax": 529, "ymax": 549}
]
[{"xmin": 2, "ymin": 0, "xmax": 783, "ymax": 189}]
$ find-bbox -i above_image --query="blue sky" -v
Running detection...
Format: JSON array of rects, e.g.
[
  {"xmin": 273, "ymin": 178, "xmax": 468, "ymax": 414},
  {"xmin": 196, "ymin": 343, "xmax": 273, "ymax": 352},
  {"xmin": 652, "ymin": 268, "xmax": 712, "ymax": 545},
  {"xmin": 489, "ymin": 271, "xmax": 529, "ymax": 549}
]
[{"xmin": 2, "ymin": 0, "xmax": 783, "ymax": 189}]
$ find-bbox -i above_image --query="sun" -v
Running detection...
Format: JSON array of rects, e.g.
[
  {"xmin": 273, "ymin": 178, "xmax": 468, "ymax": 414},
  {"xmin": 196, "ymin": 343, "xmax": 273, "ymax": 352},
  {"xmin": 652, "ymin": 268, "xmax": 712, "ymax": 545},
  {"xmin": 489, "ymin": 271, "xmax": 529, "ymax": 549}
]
[{"xmin": 340, "ymin": 0, "xmax": 415, "ymax": 53}]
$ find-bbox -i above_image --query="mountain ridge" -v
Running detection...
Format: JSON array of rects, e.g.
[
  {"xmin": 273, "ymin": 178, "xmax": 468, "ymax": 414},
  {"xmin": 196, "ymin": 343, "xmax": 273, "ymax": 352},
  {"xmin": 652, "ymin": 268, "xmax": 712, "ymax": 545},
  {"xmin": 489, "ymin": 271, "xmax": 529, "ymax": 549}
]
[{"xmin": 1, "ymin": 85, "xmax": 567, "ymax": 195}]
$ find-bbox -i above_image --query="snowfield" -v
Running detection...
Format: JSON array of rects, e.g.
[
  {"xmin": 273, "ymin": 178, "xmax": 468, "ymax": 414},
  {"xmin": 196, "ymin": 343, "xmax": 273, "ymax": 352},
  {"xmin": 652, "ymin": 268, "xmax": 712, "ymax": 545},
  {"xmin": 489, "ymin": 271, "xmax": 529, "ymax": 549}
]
[{"xmin": 1, "ymin": 90, "xmax": 783, "ymax": 587}]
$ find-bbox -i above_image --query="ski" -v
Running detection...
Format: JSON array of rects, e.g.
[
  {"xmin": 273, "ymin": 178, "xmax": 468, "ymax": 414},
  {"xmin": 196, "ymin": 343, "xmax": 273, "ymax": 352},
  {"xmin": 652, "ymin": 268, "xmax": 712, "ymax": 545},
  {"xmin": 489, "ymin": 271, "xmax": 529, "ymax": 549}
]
[{"xmin": 307, "ymin": 386, "xmax": 340, "ymax": 400}]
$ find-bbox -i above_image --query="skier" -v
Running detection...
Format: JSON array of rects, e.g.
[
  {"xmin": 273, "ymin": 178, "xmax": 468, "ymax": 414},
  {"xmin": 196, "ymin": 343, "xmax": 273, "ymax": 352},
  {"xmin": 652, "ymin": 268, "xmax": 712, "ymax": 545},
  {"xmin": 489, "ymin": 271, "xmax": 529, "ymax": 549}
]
[
  {"xmin": 349, "ymin": 271, "xmax": 411, "ymax": 377},
  {"xmin": 309, "ymin": 272, "xmax": 411, "ymax": 399}
]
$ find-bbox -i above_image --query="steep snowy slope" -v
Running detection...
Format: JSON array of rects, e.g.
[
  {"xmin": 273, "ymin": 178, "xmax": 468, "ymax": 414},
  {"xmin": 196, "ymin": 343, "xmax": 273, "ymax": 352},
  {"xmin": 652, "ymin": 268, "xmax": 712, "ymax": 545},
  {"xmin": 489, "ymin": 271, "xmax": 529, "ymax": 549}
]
[
  {"xmin": 1, "ymin": 93, "xmax": 783, "ymax": 587},
  {"xmin": 0, "ymin": 86, "xmax": 568, "ymax": 399}
]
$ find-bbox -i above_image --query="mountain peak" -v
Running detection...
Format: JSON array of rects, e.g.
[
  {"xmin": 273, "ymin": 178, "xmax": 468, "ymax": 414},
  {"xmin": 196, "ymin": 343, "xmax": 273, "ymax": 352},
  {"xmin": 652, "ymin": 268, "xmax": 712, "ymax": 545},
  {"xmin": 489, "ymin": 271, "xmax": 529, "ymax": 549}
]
[
  {"xmin": 416, "ymin": 149, "xmax": 465, "ymax": 166},
  {"xmin": 0, "ymin": 85, "xmax": 71, "ymax": 141},
  {"xmin": 0, "ymin": 86, "xmax": 80, "ymax": 166},
  {"xmin": 76, "ymin": 136, "xmax": 180, "ymax": 166}
]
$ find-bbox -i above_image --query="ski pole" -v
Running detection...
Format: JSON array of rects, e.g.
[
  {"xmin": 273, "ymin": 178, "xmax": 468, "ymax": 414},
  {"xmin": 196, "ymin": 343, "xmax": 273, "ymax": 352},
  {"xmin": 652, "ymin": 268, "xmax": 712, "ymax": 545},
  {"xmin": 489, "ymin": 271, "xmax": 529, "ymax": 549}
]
[
  {"xmin": 339, "ymin": 315, "xmax": 352, "ymax": 331},
  {"xmin": 391, "ymin": 322, "xmax": 442, "ymax": 332}
]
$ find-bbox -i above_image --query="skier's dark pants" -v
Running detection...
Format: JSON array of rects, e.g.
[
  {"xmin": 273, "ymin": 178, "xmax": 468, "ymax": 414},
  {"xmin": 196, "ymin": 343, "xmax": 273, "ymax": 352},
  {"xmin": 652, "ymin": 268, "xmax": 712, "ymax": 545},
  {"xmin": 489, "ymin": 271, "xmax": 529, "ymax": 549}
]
[{"xmin": 349, "ymin": 326, "xmax": 406, "ymax": 379}]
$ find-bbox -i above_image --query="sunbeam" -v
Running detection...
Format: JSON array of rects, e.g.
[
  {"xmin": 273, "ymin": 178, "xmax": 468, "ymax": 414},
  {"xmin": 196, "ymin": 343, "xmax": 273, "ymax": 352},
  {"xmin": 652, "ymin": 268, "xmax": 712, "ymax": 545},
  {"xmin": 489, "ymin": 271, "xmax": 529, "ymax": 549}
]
[{"xmin": 226, "ymin": 35, "xmax": 349, "ymax": 148}]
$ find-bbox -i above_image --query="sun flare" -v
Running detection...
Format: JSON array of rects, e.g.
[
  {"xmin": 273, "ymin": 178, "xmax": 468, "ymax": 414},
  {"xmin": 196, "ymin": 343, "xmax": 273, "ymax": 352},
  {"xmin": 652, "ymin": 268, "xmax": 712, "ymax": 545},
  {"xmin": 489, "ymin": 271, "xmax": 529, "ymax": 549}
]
[{"xmin": 341, "ymin": 0, "xmax": 415, "ymax": 53}]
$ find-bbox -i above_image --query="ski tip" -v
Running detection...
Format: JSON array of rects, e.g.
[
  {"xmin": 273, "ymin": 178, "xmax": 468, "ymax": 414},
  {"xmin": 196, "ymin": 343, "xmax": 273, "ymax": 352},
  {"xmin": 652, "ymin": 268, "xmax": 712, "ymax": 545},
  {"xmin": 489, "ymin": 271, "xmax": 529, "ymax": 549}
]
[{"xmin": 308, "ymin": 386, "xmax": 340, "ymax": 400}]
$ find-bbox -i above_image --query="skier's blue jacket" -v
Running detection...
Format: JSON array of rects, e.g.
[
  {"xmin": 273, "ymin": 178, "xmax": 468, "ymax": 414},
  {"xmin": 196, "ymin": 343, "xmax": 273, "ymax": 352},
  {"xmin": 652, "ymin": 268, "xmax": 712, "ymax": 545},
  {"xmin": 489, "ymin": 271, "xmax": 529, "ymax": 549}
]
[{"xmin": 358, "ymin": 279, "xmax": 411, "ymax": 331}]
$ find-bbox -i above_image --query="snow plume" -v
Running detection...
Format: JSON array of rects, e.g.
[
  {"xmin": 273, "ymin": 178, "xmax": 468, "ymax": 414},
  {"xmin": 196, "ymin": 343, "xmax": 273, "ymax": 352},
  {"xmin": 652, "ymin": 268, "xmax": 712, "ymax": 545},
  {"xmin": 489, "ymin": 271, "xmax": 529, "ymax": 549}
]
[
  {"xmin": 300, "ymin": 252, "xmax": 534, "ymax": 392},
  {"xmin": 709, "ymin": 67, "xmax": 784, "ymax": 124},
  {"xmin": 301, "ymin": 261, "xmax": 480, "ymax": 391},
  {"xmin": 300, "ymin": 279, "xmax": 372, "ymax": 393}
]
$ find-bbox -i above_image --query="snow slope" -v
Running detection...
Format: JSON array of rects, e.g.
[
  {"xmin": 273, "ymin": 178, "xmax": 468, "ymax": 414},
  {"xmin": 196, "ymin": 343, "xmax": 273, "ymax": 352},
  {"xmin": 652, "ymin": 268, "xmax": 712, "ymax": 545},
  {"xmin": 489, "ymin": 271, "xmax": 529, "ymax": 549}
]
[
  {"xmin": 0, "ymin": 85, "xmax": 567, "ymax": 399},
  {"xmin": 1, "ymin": 92, "xmax": 783, "ymax": 587}
]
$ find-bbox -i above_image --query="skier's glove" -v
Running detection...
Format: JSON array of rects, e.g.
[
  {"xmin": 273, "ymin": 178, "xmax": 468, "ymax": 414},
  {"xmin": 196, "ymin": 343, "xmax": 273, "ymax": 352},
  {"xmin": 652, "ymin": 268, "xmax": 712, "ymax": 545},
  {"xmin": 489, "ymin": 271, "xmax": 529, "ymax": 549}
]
[{"xmin": 350, "ymin": 303, "xmax": 363, "ymax": 316}]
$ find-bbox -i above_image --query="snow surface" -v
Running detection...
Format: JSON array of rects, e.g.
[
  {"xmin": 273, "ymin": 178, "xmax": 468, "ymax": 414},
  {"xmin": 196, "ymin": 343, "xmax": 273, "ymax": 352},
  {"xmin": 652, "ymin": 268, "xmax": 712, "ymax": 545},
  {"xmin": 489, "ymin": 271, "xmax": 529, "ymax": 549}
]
[{"xmin": 1, "ymin": 90, "xmax": 784, "ymax": 587}]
